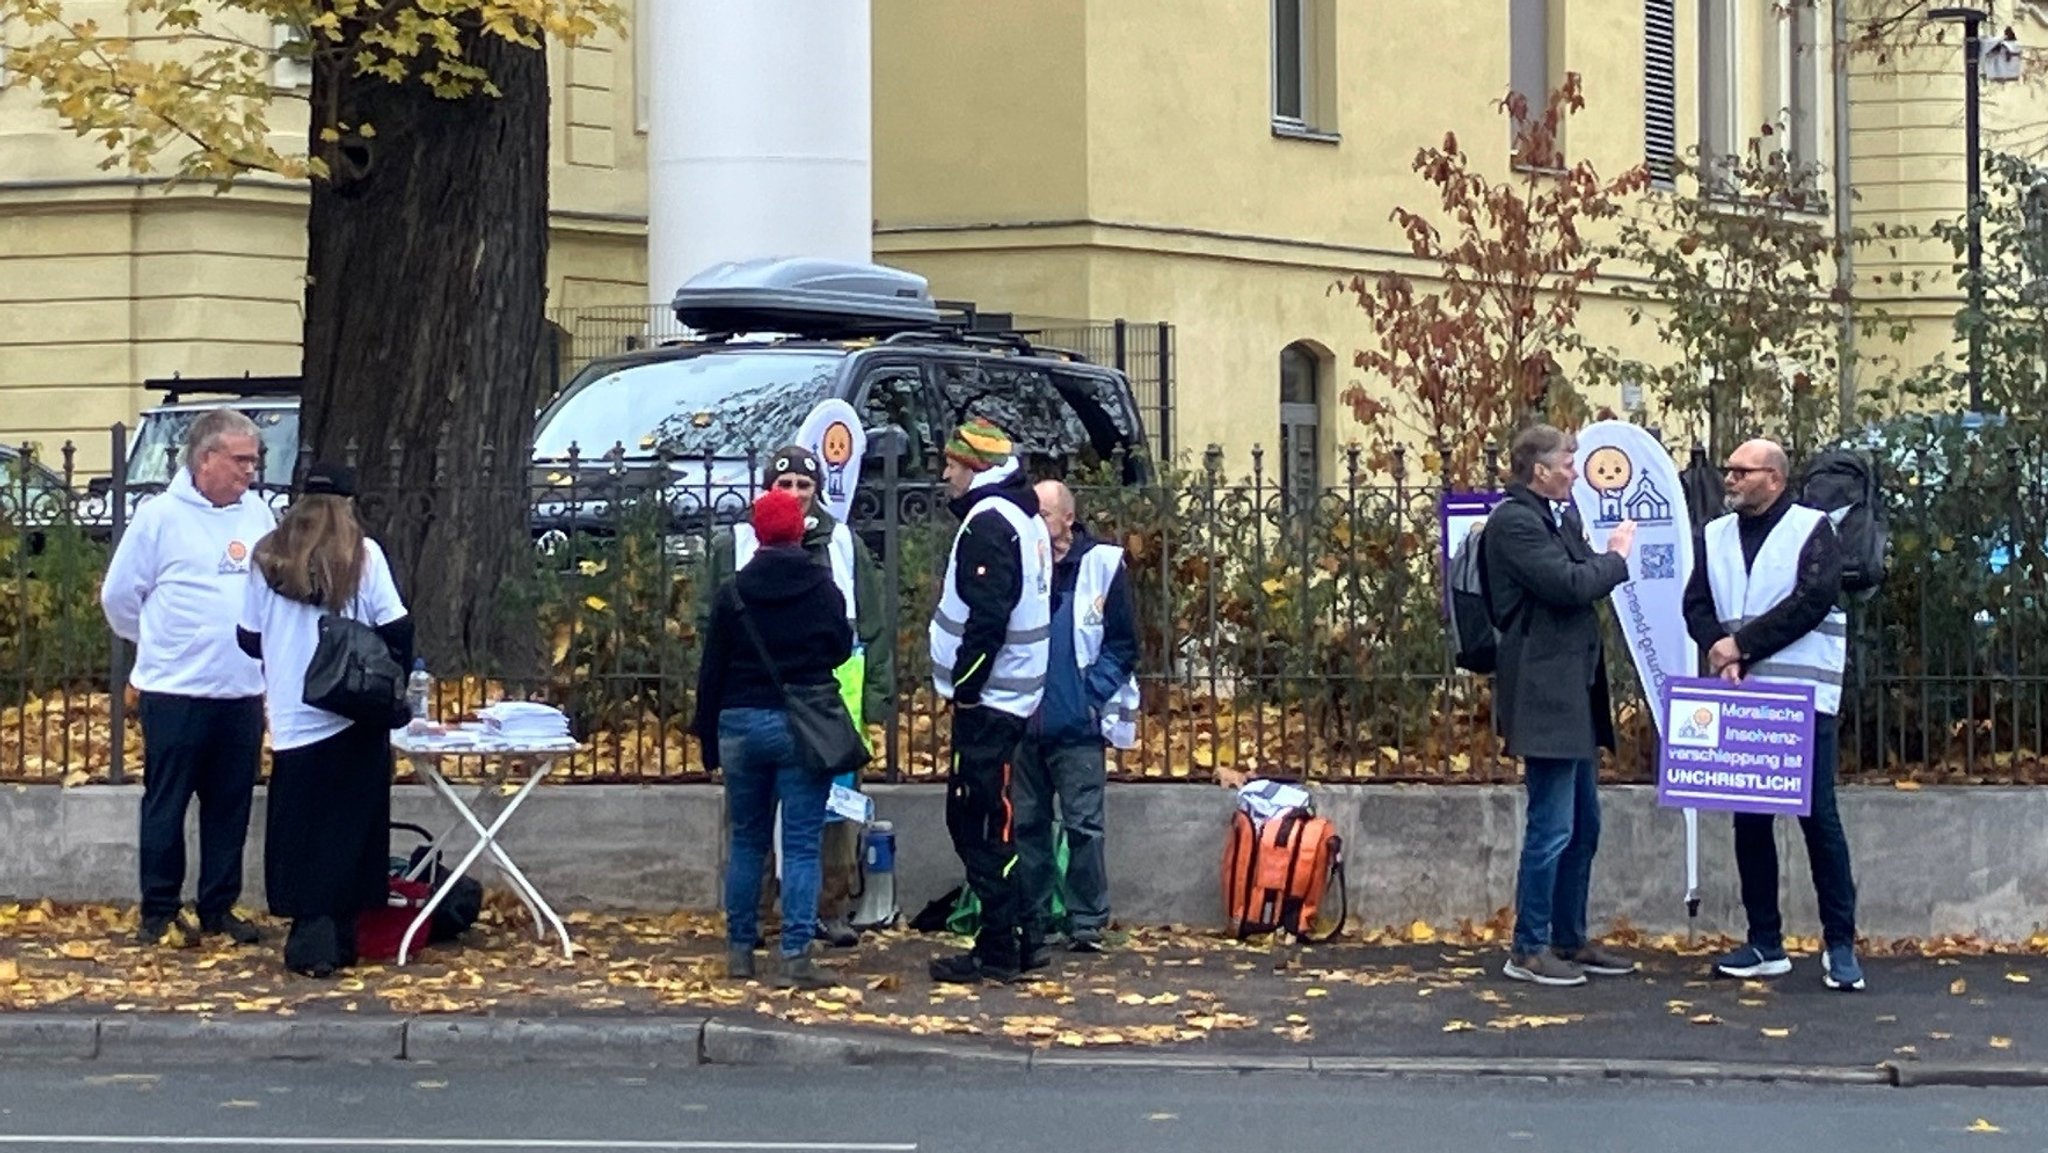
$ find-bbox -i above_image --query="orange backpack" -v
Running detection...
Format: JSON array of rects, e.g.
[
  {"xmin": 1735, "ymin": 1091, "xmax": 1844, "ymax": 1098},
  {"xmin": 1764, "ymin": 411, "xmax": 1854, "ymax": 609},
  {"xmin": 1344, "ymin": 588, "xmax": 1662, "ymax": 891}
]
[{"xmin": 1222, "ymin": 805, "xmax": 1347, "ymax": 942}]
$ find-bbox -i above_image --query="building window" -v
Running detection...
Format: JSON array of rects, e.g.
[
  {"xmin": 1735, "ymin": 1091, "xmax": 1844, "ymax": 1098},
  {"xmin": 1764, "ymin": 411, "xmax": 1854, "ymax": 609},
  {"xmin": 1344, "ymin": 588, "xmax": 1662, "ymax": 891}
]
[
  {"xmin": 1779, "ymin": 0, "xmax": 1820, "ymax": 177},
  {"xmin": 1644, "ymin": 0, "xmax": 1677, "ymax": 187},
  {"xmin": 1279, "ymin": 343, "xmax": 1322, "ymax": 504},
  {"xmin": 1510, "ymin": 0, "xmax": 1553, "ymax": 134},
  {"xmin": 1272, "ymin": 0, "xmax": 1337, "ymax": 136},
  {"xmin": 272, "ymin": 21, "xmax": 313, "ymax": 91},
  {"xmin": 1698, "ymin": 0, "xmax": 1738, "ymax": 185}
]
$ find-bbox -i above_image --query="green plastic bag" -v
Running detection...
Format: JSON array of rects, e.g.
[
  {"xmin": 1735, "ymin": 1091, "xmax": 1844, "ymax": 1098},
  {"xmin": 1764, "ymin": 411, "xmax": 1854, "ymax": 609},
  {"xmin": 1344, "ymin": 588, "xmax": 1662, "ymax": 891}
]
[{"xmin": 946, "ymin": 825, "xmax": 1070, "ymax": 937}]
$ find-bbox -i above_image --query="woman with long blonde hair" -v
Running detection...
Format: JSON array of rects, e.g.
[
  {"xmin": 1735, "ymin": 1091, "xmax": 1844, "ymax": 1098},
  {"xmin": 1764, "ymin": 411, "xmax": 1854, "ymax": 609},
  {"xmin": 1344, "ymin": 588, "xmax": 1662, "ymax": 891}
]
[{"xmin": 236, "ymin": 463, "xmax": 413, "ymax": 978}]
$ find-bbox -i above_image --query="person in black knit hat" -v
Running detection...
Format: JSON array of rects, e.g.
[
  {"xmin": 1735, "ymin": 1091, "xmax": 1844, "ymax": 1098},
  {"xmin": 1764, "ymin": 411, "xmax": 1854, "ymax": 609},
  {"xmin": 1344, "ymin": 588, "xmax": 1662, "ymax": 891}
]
[{"xmin": 237, "ymin": 461, "xmax": 414, "ymax": 978}]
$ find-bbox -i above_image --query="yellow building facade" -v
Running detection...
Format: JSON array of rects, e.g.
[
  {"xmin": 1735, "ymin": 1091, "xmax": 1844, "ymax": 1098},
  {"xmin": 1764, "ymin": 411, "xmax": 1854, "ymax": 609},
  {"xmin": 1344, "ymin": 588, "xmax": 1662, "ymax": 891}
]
[
  {"xmin": 1, "ymin": 1, "xmax": 2036, "ymax": 479},
  {"xmin": 0, "ymin": 3, "xmax": 650, "ymax": 472}
]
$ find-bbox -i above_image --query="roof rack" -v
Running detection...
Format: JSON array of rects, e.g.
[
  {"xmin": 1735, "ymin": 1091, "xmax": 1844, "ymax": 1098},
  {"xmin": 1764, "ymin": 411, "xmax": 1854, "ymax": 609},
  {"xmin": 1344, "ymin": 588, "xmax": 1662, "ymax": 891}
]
[
  {"xmin": 145, "ymin": 372, "xmax": 302, "ymax": 404},
  {"xmin": 876, "ymin": 328, "xmax": 1095, "ymax": 365}
]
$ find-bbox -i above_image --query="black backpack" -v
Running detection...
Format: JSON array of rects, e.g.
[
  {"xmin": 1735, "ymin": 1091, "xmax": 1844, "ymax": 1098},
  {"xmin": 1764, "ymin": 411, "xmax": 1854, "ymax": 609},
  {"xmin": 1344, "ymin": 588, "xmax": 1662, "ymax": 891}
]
[
  {"xmin": 1796, "ymin": 449, "xmax": 1887, "ymax": 596},
  {"xmin": 1679, "ymin": 445, "xmax": 1726, "ymax": 536},
  {"xmin": 1448, "ymin": 524, "xmax": 1501, "ymax": 673}
]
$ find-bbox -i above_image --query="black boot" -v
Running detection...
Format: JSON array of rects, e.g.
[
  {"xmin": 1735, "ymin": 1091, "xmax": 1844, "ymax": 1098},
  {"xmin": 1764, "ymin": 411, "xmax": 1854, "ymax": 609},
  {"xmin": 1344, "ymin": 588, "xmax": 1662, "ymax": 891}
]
[
  {"xmin": 1020, "ymin": 927, "xmax": 1052, "ymax": 973},
  {"xmin": 283, "ymin": 917, "xmax": 342, "ymax": 979},
  {"xmin": 335, "ymin": 915, "xmax": 360, "ymax": 969},
  {"xmin": 930, "ymin": 930, "xmax": 1023, "ymax": 985}
]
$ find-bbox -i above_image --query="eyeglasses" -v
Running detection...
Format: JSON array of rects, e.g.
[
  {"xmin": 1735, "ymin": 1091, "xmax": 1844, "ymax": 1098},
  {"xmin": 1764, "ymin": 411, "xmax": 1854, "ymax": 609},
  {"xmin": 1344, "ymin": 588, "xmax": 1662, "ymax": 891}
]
[{"xmin": 1722, "ymin": 466, "xmax": 1778, "ymax": 479}]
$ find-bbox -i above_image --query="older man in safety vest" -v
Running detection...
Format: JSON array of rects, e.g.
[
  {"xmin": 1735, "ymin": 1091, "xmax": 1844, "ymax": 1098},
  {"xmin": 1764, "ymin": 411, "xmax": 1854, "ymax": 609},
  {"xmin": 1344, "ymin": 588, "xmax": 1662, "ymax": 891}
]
[
  {"xmin": 1683, "ymin": 437, "xmax": 1863, "ymax": 992},
  {"xmin": 928, "ymin": 419, "xmax": 1051, "ymax": 984},
  {"xmin": 1013, "ymin": 479, "xmax": 1138, "ymax": 963}
]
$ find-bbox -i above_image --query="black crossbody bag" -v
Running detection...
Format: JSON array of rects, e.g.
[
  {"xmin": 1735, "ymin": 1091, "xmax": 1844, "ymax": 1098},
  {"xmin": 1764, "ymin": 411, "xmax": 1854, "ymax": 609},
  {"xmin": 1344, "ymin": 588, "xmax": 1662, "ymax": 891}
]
[
  {"xmin": 303, "ymin": 591, "xmax": 408, "ymax": 729},
  {"xmin": 727, "ymin": 588, "xmax": 870, "ymax": 778}
]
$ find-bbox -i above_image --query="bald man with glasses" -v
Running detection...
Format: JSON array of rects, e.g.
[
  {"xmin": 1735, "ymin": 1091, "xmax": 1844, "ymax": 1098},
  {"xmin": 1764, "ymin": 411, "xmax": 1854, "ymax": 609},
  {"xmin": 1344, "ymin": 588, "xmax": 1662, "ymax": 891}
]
[{"xmin": 1682, "ymin": 438, "xmax": 1863, "ymax": 992}]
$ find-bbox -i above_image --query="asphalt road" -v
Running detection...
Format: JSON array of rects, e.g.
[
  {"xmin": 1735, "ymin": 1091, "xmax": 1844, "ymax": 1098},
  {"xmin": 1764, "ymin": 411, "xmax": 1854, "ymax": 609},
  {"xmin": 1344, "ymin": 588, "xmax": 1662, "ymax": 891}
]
[{"xmin": 0, "ymin": 1063, "xmax": 2041, "ymax": 1153}]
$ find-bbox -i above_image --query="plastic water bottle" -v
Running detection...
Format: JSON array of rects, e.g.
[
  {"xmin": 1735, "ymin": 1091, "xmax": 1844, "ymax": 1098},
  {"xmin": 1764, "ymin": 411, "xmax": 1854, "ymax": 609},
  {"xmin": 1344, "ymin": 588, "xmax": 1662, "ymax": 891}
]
[
  {"xmin": 852, "ymin": 821, "xmax": 898, "ymax": 930},
  {"xmin": 406, "ymin": 659, "xmax": 431, "ymax": 728}
]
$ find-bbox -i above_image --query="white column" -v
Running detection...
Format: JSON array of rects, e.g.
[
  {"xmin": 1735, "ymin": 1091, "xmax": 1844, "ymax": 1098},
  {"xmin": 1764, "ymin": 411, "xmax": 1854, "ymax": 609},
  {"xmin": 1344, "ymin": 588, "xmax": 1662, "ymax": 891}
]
[{"xmin": 645, "ymin": 0, "xmax": 874, "ymax": 305}]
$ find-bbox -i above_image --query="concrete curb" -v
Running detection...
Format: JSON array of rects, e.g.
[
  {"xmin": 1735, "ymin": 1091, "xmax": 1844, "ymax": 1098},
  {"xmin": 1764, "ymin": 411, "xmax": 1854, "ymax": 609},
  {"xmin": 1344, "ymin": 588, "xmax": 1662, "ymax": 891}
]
[
  {"xmin": 1885, "ymin": 1061, "xmax": 2048, "ymax": 1089},
  {"xmin": 1302, "ymin": 1057, "xmax": 1895, "ymax": 1086},
  {"xmin": 97, "ymin": 1017, "xmax": 405, "ymax": 1062},
  {"xmin": 699, "ymin": 1021, "xmax": 1027, "ymax": 1068},
  {"xmin": 0, "ymin": 1013, "xmax": 2000, "ymax": 1086},
  {"xmin": 407, "ymin": 1018, "xmax": 708, "ymax": 1066}
]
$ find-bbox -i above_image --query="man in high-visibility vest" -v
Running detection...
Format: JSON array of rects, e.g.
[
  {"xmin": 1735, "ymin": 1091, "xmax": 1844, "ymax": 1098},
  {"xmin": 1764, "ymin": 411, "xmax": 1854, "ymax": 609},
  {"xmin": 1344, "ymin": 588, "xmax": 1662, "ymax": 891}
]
[
  {"xmin": 928, "ymin": 419, "xmax": 1052, "ymax": 984},
  {"xmin": 1014, "ymin": 479, "xmax": 1138, "ymax": 962},
  {"xmin": 701, "ymin": 445, "xmax": 893, "ymax": 948},
  {"xmin": 1684, "ymin": 437, "xmax": 1862, "ymax": 991}
]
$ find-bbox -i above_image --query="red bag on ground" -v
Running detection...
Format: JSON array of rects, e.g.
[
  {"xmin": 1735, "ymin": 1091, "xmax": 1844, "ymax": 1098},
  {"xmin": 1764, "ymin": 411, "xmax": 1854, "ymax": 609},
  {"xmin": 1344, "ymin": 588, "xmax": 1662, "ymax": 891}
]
[
  {"xmin": 356, "ymin": 877, "xmax": 437, "ymax": 962},
  {"xmin": 354, "ymin": 823, "xmax": 485, "ymax": 961}
]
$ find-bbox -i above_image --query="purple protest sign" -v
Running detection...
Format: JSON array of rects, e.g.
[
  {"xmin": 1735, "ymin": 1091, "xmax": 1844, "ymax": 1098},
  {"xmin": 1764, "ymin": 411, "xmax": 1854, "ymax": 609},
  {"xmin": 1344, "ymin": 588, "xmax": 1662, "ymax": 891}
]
[{"xmin": 1656, "ymin": 677, "xmax": 1817, "ymax": 816}]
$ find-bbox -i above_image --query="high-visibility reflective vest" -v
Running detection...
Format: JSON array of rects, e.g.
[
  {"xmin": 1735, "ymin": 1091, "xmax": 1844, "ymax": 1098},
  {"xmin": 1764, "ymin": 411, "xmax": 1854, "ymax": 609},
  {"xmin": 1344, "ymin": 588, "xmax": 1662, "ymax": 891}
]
[
  {"xmin": 929, "ymin": 494, "xmax": 1052, "ymax": 719},
  {"xmin": 1073, "ymin": 543, "xmax": 1141, "ymax": 749},
  {"xmin": 1705, "ymin": 504, "xmax": 1847, "ymax": 714},
  {"xmin": 732, "ymin": 520, "xmax": 858, "ymax": 624}
]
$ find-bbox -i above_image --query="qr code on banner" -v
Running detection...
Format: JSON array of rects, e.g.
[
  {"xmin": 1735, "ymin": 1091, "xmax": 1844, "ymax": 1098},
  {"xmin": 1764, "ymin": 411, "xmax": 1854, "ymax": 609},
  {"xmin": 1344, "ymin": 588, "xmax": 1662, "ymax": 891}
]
[{"xmin": 1640, "ymin": 542, "xmax": 1676, "ymax": 580}]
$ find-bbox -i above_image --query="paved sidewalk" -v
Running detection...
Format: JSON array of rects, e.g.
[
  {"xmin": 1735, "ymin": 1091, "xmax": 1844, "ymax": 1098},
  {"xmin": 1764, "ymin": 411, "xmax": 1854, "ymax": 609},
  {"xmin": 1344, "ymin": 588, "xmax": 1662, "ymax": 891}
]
[{"xmin": 1, "ymin": 900, "xmax": 2042, "ymax": 1078}]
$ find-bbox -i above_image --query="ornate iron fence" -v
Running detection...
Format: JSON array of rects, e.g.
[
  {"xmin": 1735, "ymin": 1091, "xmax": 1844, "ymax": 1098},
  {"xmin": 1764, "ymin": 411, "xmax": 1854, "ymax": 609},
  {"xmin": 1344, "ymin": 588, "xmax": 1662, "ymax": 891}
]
[{"xmin": 4, "ymin": 434, "xmax": 2046, "ymax": 787}]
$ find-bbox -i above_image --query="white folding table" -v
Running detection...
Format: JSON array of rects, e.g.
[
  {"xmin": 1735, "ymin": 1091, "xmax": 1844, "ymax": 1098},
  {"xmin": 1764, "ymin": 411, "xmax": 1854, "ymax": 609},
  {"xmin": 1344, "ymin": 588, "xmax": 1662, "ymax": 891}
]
[{"xmin": 389, "ymin": 726, "xmax": 583, "ymax": 965}]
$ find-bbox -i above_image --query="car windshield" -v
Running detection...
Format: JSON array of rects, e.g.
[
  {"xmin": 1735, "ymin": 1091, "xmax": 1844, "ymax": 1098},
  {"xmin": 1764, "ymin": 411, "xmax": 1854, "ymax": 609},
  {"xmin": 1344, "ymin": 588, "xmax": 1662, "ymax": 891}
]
[
  {"xmin": 0, "ymin": 452, "xmax": 59, "ymax": 493},
  {"xmin": 534, "ymin": 351, "xmax": 844, "ymax": 460},
  {"xmin": 127, "ymin": 407, "xmax": 299, "ymax": 486},
  {"xmin": 0, "ymin": 452, "xmax": 67, "ymax": 518}
]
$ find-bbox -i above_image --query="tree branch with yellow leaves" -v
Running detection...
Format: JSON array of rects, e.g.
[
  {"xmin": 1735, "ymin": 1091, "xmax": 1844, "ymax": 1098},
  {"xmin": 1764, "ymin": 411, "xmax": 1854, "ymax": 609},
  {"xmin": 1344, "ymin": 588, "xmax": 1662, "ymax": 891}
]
[{"xmin": 0, "ymin": 0, "xmax": 622, "ymax": 185}]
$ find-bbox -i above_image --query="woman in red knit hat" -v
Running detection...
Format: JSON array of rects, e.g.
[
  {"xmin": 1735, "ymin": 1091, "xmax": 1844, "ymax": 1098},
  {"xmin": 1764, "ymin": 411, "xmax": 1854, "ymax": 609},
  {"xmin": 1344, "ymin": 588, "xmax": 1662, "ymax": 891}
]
[{"xmin": 691, "ymin": 488, "xmax": 852, "ymax": 989}]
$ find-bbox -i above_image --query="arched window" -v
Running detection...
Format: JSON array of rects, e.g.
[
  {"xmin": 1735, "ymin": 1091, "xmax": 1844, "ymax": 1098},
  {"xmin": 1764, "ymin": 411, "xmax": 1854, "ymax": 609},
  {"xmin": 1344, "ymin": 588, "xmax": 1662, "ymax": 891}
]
[{"xmin": 1279, "ymin": 342, "xmax": 1322, "ymax": 503}]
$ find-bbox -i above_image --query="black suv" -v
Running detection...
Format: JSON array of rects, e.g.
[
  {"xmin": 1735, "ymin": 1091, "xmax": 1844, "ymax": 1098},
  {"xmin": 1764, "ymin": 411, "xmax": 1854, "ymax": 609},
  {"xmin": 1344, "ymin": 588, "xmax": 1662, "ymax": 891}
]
[{"xmin": 529, "ymin": 259, "xmax": 1155, "ymax": 536}]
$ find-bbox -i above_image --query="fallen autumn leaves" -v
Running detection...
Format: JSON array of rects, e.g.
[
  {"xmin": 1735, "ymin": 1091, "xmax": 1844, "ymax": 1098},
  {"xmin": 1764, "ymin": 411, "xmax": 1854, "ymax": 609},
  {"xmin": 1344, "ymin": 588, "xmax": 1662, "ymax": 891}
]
[{"xmin": 4, "ymin": 899, "xmax": 2046, "ymax": 1059}]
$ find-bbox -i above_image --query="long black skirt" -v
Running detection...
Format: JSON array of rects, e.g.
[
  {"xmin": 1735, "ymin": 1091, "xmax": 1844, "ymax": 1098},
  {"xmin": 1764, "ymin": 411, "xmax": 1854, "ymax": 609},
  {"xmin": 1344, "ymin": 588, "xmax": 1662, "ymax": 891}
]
[{"xmin": 265, "ymin": 721, "xmax": 392, "ymax": 919}]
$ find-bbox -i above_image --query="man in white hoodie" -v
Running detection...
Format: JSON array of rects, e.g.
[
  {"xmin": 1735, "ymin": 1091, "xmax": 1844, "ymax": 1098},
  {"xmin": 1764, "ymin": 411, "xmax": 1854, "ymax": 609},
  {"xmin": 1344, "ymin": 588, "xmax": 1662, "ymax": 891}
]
[{"xmin": 101, "ymin": 408, "xmax": 276, "ymax": 946}]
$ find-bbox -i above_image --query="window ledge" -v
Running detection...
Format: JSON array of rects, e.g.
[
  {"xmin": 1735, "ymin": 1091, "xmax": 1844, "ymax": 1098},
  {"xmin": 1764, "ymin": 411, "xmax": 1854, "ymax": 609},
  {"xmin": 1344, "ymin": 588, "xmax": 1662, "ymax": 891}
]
[
  {"xmin": 1700, "ymin": 189, "xmax": 1832, "ymax": 222},
  {"xmin": 1272, "ymin": 121, "xmax": 1341, "ymax": 145}
]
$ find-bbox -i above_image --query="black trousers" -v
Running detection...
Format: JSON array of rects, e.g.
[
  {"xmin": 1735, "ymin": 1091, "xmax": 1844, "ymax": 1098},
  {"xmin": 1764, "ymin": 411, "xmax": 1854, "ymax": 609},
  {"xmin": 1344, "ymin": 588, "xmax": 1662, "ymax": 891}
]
[
  {"xmin": 1733, "ymin": 719, "xmax": 1858, "ymax": 951},
  {"xmin": 137, "ymin": 692, "xmax": 264, "ymax": 922},
  {"xmin": 946, "ymin": 706, "xmax": 1027, "ymax": 962}
]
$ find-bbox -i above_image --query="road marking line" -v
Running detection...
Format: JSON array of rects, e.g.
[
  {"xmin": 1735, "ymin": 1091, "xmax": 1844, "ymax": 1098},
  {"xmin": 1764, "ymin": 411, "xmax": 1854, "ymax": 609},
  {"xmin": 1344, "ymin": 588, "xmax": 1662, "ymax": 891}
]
[{"xmin": 0, "ymin": 1139, "xmax": 915, "ymax": 1152}]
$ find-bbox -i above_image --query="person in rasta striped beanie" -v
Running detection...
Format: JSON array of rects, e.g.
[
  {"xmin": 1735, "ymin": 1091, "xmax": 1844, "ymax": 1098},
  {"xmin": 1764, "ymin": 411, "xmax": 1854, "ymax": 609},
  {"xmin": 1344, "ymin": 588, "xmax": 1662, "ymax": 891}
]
[
  {"xmin": 929, "ymin": 417, "xmax": 1055, "ymax": 983},
  {"xmin": 945, "ymin": 418, "xmax": 1014, "ymax": 473}
]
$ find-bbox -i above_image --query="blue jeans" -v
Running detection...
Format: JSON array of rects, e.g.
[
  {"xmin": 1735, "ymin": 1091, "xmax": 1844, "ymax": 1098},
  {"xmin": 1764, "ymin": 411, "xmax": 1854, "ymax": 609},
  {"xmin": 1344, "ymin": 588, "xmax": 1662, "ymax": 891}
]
[
  {"xmin": 1512, "ymin": 757, "xmax": 1602, "ymax": 957},
  {"xmin": 720, "ymin": 708, "xmax": 831, "ymax": 958},
  {"xmin": 1733, "ymin": 719, "xmax": 1856, "ymax": 951}
]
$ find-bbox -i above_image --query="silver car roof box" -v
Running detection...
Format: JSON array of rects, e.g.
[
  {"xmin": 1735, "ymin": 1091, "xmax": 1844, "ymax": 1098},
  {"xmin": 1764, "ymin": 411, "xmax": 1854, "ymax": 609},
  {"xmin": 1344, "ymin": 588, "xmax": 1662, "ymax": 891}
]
[{"xmin": 672, "ymin": 258, "xmax": 944, "ymax": 337}]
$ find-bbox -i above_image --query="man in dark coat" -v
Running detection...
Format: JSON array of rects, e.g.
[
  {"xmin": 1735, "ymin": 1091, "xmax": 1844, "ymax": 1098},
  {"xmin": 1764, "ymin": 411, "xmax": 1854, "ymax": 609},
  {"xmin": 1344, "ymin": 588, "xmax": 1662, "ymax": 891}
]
[{"xmin": 1482, "ymin": 423, "xmax": 1638, "ymax": 987}]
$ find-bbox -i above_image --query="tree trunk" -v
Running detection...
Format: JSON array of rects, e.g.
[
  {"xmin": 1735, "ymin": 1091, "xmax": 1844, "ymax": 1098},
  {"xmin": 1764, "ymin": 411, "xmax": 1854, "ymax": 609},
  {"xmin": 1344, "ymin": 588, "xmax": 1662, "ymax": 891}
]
[{"xmin": 300, "ymin": 20, "xmax": 549, "ymax": 675}]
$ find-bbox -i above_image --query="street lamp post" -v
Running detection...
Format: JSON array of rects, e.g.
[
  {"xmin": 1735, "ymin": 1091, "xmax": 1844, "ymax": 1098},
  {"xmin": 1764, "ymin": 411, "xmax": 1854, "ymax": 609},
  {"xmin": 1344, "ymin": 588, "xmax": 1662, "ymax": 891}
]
[{"xmin": 1927, "ymin": 8, "xmax": 2024, "ymax": 412}]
